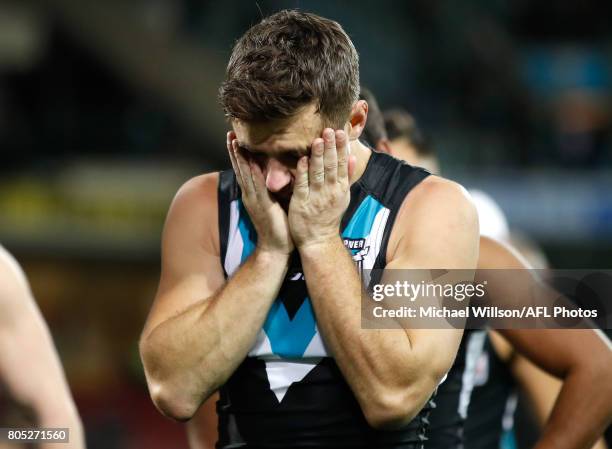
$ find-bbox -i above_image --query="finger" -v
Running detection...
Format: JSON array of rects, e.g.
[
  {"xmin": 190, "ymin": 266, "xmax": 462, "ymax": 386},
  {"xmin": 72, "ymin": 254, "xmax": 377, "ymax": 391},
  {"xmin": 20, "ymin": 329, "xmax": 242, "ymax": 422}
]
[
  {"xmin": 293, "ymin": 156, "xmax": 309, "ymax": 201},
  {"xmin": 324, "ymin": 129, "xmax": 339, "ymax": 185},
  {"xmin": 227, "ymin": 133, "xmax": 243, "ymax": 186},
  {"xmin": 309, "ymin": 137, "xmax": 325, "ymax": 189},
  {"xmin": 233, "ymin": 140, "xmax": 256, "ymax": 196},
  {"xmin": 336, "ymin": 129, "xmax": 350, "ymax": 182},
  {"xmin": 249, "ymin": 159, "xmax": 272, "ymax": 206}
]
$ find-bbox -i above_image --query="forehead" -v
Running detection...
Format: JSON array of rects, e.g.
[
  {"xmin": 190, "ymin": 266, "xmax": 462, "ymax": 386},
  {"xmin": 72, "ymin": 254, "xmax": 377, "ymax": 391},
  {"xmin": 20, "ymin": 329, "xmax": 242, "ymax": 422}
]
[{"xmin": 233, "ymin": 103, "xmax": 323, "ymax": 153}]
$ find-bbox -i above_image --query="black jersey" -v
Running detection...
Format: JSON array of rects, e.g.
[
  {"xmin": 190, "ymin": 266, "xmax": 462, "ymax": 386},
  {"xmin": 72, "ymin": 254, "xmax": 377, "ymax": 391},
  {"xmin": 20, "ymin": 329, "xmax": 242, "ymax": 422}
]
[
  {"xmin": 425, "ymin": 330, "xmax": 487, "ymax": 449},
  {"xmin": 216, "ymin": 151, "xmax": 432, "ymax": 448},
  {"xmin": 464, "ymin": 335, "xmax": 516, "ymax": 449}
]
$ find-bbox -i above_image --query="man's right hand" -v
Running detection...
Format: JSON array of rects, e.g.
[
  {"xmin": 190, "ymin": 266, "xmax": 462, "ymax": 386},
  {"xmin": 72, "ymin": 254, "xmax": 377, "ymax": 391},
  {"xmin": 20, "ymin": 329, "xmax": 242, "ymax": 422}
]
[{"xmin": 227, "ymin": 131, "xmax": 294, "ymax": 256}]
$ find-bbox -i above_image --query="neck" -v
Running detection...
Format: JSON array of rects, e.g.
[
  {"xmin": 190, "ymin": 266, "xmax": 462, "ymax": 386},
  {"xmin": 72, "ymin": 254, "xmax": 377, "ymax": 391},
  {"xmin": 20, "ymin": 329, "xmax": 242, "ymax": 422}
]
[{"xmin": 349, "ymin": 139, "xmax": 372, "ymax": 185}]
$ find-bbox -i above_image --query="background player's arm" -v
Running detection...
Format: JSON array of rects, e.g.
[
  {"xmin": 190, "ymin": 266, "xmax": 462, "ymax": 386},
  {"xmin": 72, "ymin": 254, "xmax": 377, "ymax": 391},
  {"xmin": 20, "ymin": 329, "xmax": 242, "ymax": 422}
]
[
  {"xmin": 0, "ymin": 247, "xmax": 85, "ymax": 449},
  {"xmin": 480, "ymin": 237, "xmax": 612, "ymax": 449},
  {"xmin": 186, "ymin": 393, "xmax": 218, "ymax": 449},
  {"xmin": 299, "ymin": 176, "xmax": 479, "ymax": 429},
  {"xmin": 491, "ymin": 332, "xmax": 608, "ymax": 449},
  {"xmin": 499, "ymin": 328, "xmax": 612, "ymax": 449},
  {"xmin": 139, "ymin": 172, "xmax": 290, "ymax": 421}
]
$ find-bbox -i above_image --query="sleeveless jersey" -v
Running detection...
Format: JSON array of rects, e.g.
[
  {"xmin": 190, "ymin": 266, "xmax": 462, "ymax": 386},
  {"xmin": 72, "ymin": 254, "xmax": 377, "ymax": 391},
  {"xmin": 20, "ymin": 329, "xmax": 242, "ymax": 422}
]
[
  {"xmin": 463, "ymin": 335, "xmax": 516, "ymax": 449},
  {"xmin": 216, "ymin": 151, "xmax": 432, "ymax": 448},
  {"xmin": 425, "ymin": 330, "xmax": 487, "ymax": 449}
]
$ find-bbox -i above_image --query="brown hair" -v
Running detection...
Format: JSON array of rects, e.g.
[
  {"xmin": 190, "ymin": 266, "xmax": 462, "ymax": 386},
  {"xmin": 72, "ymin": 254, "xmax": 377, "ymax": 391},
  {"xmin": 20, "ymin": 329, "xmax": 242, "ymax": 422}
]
[
  {"xmin": 384, "ymin": 109, "xmax": 434, "ymax": 157},
  {"xmin": 219, "ymin": 10, "xmax": 359, "ymax": 127}
]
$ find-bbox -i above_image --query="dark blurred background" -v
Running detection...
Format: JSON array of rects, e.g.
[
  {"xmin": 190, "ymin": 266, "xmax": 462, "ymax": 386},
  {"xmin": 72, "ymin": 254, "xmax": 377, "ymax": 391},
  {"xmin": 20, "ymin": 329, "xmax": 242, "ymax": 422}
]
[{"xmin": 0, "ymin": 1, "xmax": 610, "ymax": 448}]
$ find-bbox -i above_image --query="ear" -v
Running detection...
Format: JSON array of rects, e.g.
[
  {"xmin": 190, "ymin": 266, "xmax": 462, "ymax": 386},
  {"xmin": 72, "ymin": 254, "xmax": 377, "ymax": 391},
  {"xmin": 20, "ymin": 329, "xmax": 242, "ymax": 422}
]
[
  {"xmin": 375, "ymin": 139, "xmax": 393, "ymax": 155},
  {"xmin": 347, "ymin": 100, "xmax": 368, "ymax": 140}
]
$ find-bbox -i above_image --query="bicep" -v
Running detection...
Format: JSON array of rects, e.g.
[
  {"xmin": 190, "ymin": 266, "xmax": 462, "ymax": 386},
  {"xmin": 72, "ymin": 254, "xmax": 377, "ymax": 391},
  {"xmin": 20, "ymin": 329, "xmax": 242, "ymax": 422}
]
[
  {"xmin": 383, "ymin": 178, "xmax": 479, "ymax": 379},
  {"xmin": 142, "ymin": 174, "xmax": 226, "ymax": 338}
]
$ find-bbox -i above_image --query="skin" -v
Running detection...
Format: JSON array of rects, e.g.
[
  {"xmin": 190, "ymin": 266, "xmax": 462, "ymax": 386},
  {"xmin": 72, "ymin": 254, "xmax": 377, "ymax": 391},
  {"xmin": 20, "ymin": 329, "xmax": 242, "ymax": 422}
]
[
  {"xmin": 478, "ymin": 237, "xmax": 612, "ymax": 449},
  {"xmin": 0, "ymin": 246, "xmax": 85, "ymax": 449},
  {"xmin": 376, "ymin": 138, "xmax": 439, "ymax": 174},
  {"xmin": 140, "ymin": 100, "xmax": 479, "ymax": 432}
]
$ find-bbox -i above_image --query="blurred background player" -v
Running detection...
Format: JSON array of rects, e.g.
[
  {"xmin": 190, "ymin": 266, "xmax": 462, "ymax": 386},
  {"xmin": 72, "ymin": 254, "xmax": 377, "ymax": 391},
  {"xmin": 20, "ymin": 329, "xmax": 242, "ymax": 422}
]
[
  {"xmin": 361, "ymin": 90, "xmax": 510, "ymax": 243},
  {"xmin": 0, "ymin": 245, "xmax": 85, "ymax": 449},
  {"xmin": 359, "ymin": 88, "xmax": 611, "ymax": 449}
]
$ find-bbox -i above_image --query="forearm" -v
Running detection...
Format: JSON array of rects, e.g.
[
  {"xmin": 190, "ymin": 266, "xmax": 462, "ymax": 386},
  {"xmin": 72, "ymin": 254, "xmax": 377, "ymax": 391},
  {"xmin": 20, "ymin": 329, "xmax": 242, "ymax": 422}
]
[
  {"xmin": 299, "ymin": 238, "xmax": 433, "ymax": 428},
  {"xmin": 0, "ymin": 303, "xmax": 85, "ymax": 448},
  {"xmin": 186, "ymin": 393, "xmax": 219, "ymax": 449},
  {"xmin": 140, "ymin": 248, "xmax": 289, "ymax": 419},
  {"xmin": 36, "ymin": 399, "xmax": 84, "ymax": 449},
  {"xmin": 534, "ymin": 365, "xmax": 612, "ymax": 449}
]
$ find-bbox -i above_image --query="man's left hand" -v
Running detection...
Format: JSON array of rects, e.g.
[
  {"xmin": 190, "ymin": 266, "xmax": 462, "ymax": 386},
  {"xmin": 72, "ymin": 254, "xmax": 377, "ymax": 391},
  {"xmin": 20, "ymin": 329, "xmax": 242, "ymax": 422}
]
[{"xmin": 288, "ymin": 128, "xmax": 352, "ymax": 250}]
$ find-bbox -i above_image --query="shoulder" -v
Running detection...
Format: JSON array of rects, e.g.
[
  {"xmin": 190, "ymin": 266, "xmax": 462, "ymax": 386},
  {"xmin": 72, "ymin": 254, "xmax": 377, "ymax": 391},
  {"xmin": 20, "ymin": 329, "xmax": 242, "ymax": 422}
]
[
  {"xmin": 0, "ymin": 246, "xmax": 31, "ymax": 321},
  {"xmin": 408, "ymin": 175, "xmax": 475, "ymax": 210},
  {"xmin": 0, "ymin": 246, "xmax": 28, "ymax": 293},
  {"xmin": 386, "ymin": 176, "xmax": 480, "ymax": 265},
  {"xmin": 396, "ymin": 176, "xmax": 478, "ymax": 234},
  {"xmin": 172, "ymin": 172, "xmax": 220, "ymax": 210},
  {"xmin": 167, "ymin": 172, "xmax": 221, "ymax": 225},
  {"xmin": 163, "ymin": 172, "xmax": 221, "ymax": 255}
]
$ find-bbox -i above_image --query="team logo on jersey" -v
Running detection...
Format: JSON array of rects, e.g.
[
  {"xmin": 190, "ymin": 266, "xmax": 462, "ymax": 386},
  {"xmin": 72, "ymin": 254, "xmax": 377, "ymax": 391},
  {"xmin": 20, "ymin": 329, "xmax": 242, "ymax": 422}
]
[{"xmin": 344, "ymin": 238, "xmax": 370, "ymax": 273}]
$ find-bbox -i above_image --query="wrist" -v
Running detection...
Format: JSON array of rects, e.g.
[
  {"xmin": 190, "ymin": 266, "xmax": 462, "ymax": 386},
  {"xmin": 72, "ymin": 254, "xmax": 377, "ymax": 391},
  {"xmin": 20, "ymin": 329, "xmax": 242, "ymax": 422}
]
[
  {"xmin": 297, "ymin": 235, "xmax": 343, "ymax": 257},
  {"xmin": 253, "ymin": 246, "xmax": 292, "ymax": 264}
]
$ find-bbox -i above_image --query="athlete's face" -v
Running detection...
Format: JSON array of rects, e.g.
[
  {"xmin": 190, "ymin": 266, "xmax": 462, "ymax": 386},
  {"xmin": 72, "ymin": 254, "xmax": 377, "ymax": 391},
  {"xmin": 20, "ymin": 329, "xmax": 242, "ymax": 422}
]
[{"xmin": 232, "ymin": 103, "xmax": 325, "ymax": 209}]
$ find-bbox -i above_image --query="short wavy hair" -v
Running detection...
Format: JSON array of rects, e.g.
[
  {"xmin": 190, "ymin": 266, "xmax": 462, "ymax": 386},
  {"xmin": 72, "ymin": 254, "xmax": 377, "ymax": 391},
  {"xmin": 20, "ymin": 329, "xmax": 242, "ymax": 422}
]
[{"xmin": 219, "ymin": 10, "xmax": 360, "ymax": 127}]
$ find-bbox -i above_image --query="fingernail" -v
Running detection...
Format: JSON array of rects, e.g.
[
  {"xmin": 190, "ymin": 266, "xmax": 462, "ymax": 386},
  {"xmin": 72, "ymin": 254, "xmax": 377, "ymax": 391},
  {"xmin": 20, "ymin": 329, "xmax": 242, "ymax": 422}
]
[{"xmin": 324, "ymin": 128, "xmax": 334, "ymax": 139}]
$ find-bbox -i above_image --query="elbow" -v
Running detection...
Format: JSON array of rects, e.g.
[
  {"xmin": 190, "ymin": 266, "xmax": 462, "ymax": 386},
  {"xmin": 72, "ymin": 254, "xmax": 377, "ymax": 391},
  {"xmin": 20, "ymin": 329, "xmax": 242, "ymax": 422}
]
[
  {"xmin": 148, "ymin": 381, "xmax": 199, "ymax": 422},
  {"xmin": 361, "ymin": 369, "xmax": 444, "ymax": 430},
  {"xmin": 361, "ymin": 389, "xmax": 423, "ymax": 430},
  {"xmin": 139, "ymin": 338, "xmax": 199, "ymax": 422}
]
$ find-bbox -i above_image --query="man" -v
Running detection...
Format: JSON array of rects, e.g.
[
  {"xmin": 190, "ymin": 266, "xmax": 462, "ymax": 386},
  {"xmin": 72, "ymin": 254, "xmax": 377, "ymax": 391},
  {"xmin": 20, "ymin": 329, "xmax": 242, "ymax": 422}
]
[
  {"xmin": 0, "ymin": 246, "xmax": 85, "ymax": 449},
  {"xmin": 139, "ymin": 10, "xmax": 479, "ymax": 448},
  {"xmin": 359, "ymin": 92, "xmax": 612, "ymax": 449}
]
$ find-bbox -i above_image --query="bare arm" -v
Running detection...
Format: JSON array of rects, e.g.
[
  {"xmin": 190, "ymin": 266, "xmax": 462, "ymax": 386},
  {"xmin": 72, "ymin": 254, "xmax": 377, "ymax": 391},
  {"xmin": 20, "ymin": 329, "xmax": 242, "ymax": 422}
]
[
  {"xmin": 186, "ymin": 393, "xmax": 219, "ymax": 449},
  {"xmin": 141, "ymin": 129, "xmax": 303, "ymax": 421},
  {"xmin": 480, "ymin": 237, "xmax": 612, "ymax": 449},
  {"xmin": 290, "ymin": 131, "xmax": 479, "ymax": 429},
  {"xmin": 502, "ymin": 328, "xmax": 612, "ymax": 449},
  {"xmin": 139, "ymin": 171, "xmax": 291, "ymax": 421},
  {"xmin": 0, "ymin": 247, "xmax": 85, "ymax": 449},
  {"xmin": 506, "ymin": 346, "xmax": 608, "ymax": 449}
]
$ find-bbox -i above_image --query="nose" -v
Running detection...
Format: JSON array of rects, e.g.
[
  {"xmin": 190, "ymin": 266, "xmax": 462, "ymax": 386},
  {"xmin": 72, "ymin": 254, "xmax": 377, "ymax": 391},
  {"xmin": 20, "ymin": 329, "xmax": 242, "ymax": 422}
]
[{"xmin": 265, "ymin": 158, "xmax": 292, "ymax": 193}]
